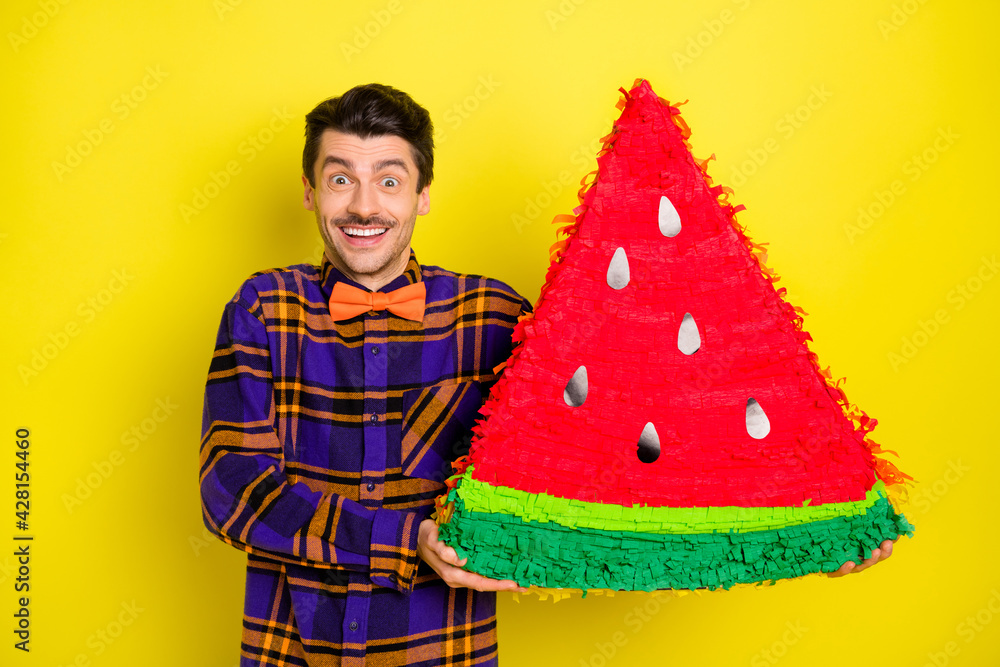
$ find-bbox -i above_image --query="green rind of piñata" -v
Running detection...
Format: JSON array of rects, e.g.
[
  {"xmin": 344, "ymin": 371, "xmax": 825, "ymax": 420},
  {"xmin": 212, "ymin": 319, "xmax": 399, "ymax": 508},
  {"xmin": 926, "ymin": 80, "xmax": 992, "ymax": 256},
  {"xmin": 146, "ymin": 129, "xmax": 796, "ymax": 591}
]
[
  {"xmin": 455, "ymin": 466, "xmax": 891, "ymax": 534},
  {"xmin": 438, "ymin": 495, "xmax": 914, "ymax": 591}
]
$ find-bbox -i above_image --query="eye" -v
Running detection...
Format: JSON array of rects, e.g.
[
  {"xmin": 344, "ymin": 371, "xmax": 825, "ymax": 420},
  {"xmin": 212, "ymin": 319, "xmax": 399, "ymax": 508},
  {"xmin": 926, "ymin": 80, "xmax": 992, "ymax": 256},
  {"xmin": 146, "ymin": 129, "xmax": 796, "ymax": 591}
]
[
  {"xmin": 381, "ymin": 176, "xmax": 399, "ymax": 188},
  {"xmin": 329, "ymin": 174, "xmax": 349, "ymax": 186}
]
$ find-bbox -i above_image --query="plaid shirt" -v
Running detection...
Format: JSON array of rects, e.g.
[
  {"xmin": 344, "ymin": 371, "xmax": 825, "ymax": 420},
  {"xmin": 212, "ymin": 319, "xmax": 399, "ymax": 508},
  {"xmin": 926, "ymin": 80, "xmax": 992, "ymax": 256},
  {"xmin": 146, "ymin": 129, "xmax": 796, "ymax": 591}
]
[{"xmin": 200, "ymin": 250, "xmax": 529, "ymax": 667}]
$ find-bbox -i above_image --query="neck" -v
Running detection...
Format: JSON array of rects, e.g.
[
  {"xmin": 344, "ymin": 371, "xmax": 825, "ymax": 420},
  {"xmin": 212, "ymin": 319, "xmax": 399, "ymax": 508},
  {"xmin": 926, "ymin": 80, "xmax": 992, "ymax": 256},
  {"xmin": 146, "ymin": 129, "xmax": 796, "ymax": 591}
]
[{"xmin": 324, "ymin": 248, "xmax": 410, "ymax": 291}]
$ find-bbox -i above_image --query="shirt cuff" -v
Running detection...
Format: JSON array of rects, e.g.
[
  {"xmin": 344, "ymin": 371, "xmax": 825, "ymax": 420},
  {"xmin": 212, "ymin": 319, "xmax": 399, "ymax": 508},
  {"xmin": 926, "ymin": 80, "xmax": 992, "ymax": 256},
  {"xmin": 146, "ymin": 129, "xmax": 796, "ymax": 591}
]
[{"xmin": 370, "ymin": 508, "xmax": 422, "ymax": 593}]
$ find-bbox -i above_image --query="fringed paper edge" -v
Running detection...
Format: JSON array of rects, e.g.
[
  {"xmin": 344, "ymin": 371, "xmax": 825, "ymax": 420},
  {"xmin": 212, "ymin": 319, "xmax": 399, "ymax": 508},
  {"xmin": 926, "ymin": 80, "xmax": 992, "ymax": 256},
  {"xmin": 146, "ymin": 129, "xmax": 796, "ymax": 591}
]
[
  {"xmin": 512, "ymin": 569, "xmax": 847, "ymax": 602},
  {"xmin": 441, "ymin": 490, "xmax": 912, "ymax": 593}
]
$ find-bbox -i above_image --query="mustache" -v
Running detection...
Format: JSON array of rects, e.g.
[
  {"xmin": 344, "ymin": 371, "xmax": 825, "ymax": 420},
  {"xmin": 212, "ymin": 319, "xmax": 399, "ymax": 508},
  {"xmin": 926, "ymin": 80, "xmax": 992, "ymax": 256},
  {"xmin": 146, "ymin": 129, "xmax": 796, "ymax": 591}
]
[{"xmin": 333, "ymin": 214, "xmax": 395, "ymax": 228}]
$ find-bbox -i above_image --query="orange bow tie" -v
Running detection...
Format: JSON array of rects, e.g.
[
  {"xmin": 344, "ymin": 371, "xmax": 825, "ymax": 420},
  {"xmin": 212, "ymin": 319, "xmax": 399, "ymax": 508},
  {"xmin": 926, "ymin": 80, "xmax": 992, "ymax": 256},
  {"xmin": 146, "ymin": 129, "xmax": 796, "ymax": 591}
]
[{"xmin": 328, "ymin": 281, "xmax": 426, "ymax": 322}]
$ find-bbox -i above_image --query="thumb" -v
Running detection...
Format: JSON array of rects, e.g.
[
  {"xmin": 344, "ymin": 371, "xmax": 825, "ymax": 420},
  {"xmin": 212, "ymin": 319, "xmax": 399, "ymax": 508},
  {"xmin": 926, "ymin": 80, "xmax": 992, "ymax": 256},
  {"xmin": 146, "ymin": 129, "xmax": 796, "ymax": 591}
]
[
  {"xmin": 431, "ymin": 528, "xmax": 465, "ymax": 566},
  {"xmin": 419, "ymin": 519, "xmax": 466, "ymax": 567},
  {"xmin": 424, "ymin": 521, "xmax": 439, "ymax": 542}
]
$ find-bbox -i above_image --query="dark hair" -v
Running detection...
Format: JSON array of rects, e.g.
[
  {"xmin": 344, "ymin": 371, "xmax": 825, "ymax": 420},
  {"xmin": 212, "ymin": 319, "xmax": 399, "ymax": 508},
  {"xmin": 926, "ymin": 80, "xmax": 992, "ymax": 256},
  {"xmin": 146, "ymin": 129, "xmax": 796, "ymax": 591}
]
[{"xmin": 302, "ymin": 83, "xmax": 434, "ymax": 192}]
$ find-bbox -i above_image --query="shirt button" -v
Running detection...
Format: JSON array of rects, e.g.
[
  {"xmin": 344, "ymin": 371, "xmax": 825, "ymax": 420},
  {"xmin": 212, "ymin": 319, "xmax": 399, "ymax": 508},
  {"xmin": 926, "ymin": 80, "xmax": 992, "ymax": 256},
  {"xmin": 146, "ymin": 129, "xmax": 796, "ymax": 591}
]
[
  {"xmin": 371, "ymin": 346, "xmax": 379, "ymax": 355},
  {"xmin": 366, "ymin": 482, "xmax": 375, "ymax": 492},
  {"xmin": 349, "ymin": 621, "xmax": 359, "ymax": 632},
  {"xmin": 370, "ymin": 414, "xmax": 378, "ymax": 423}
]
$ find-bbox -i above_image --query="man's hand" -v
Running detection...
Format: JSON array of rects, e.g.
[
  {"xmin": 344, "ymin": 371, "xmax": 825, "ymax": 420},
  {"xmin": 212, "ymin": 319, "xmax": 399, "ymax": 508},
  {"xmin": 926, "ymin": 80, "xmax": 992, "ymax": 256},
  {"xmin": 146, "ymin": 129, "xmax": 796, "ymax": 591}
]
[
  {"xmin": 827, "ymin": 538, "xmax": 896, "ymax": 577},
  {"xmin": 418, "ymin": 519, "xmax": 528, "ymax": 593}
]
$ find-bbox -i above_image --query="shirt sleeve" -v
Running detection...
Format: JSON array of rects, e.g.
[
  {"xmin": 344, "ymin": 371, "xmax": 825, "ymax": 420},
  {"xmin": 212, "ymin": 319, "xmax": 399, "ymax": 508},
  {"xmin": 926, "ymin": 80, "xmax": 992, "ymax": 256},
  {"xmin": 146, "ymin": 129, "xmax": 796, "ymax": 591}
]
[{"xmin": 198, "ymin": 287, "xmax": 421, "ymax": 593}]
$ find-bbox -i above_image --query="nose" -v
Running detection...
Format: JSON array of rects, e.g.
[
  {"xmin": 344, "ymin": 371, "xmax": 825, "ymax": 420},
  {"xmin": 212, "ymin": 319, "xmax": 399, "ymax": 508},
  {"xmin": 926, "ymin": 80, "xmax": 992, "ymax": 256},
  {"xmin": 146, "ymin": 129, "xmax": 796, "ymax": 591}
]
[{"xmin": 347, "ymin": 182, "xmax": 379, "ymax": 220}]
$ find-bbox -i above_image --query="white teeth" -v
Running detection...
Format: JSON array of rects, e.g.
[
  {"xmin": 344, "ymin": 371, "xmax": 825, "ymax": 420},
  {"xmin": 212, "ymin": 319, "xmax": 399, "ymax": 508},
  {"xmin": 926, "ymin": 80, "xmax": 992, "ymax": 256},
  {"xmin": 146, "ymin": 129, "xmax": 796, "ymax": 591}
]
[{"xmin": 342, "ymin": 227, "xmax": 387, "ymax": 237}]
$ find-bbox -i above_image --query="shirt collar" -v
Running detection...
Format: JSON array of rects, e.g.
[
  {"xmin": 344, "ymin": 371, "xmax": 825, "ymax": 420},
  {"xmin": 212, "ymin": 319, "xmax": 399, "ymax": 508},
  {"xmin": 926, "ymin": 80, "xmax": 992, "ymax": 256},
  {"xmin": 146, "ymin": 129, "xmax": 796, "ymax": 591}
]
[{"xmin": 320, "ymin": 248, "xmax": 423, "ymax": 297}]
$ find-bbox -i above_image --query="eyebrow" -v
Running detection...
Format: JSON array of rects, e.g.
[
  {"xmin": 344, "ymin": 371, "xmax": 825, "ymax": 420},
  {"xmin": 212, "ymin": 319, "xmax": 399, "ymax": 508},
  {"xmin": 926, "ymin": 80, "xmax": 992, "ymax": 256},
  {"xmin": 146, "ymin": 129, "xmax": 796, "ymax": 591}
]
[{"xmin": 322, "ymin": 156, "xmax": 410, "ymax": 174}]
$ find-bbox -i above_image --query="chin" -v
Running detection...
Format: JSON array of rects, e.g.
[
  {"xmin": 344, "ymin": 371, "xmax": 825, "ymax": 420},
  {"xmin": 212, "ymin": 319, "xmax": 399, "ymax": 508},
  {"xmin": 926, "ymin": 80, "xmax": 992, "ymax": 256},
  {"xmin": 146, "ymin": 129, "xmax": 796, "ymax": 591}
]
[{"xmin": 342, "ymin": 251, "xmax": 394, "ymax": 275}]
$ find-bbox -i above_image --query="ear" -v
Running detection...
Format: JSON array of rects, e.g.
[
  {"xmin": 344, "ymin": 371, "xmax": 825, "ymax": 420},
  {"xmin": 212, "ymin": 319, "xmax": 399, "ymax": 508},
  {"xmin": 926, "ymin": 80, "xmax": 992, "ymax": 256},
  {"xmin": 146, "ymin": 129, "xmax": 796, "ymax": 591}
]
[
  {"xmin": 416, "ymin": 185, "xmax": 430, "ymax": 216},
  {"xmin": 302, "ymin": 174, "xmax": 315, "ymax": 211}
]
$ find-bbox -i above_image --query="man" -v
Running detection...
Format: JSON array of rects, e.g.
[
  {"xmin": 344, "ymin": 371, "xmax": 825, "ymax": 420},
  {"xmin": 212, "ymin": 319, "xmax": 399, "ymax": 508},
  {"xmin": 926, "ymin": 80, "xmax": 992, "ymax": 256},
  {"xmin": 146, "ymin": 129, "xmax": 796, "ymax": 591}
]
[
  {"xmin": 200, "ymin": 83, "xmax": 527, "ymax": 667},
  {"xmin": 200, "ymin": 83, "xmax": 893, "ymax": 667}
]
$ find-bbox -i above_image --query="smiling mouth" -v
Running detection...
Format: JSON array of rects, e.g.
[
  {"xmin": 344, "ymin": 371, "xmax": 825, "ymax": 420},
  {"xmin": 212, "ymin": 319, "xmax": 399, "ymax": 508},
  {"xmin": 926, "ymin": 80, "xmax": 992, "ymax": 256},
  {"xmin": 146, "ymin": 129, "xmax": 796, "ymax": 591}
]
[{"xmin": 340, "ymin": 226, "xmax": 388, "ymax": 238}]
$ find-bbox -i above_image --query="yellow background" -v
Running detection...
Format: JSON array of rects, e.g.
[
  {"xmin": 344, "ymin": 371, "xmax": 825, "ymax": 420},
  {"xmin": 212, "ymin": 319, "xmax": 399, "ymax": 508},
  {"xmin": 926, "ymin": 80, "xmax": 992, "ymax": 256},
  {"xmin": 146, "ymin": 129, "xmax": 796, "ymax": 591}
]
[{"xmin": 2, "ymin": 0, "xmax": 997, "ymax": 665}]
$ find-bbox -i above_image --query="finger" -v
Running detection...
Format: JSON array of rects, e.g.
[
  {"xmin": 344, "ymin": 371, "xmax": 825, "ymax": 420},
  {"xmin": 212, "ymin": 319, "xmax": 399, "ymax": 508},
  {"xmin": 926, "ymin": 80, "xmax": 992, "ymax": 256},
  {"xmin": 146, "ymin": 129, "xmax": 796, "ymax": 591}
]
[
  {"xmin": 828, "ymin": 538, "xmax": 899, "ymax": 578},
  {"xmin": 432, "ymin": 540, "xmax": 466, "ymax": 567},
  {"xmin": 417, "ymin": 527, "xmax": 518, "ymax": 590},
  {"xmin": 436, "ymin": 560, "xmax": 513, "ymax": 591},
  {"xmin": 850, "ymin": 548, "xmax": 881, "ymax": 574},
  {"xmin": 426, "ymin": 549, "xmax": 526, "ymax": 592},
  {"xmin": 881, "ymin": 540, "xmax": 893, "ymax": 559},
  {"xmin": 421, "ymin": 521, "xmax": 467, "ymax": 567},
  {"xmin": 424, "ymin": 542, "xmax": 464, "ymax": 570},
  {"xmin": 448, "ymin": 570, "xmax": 523, "ymax": 592},
  {"xmin": 828, "ymin": 561, "xmax": 855, "ymax": 578}
]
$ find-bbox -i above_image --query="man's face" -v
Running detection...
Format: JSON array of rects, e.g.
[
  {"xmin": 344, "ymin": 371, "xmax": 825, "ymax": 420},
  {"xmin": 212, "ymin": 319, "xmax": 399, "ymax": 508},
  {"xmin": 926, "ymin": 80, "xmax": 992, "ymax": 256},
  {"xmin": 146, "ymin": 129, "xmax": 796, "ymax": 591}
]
[{"xmin": 303, "ymin": 129, "xmax": 429, "ymax": 290}]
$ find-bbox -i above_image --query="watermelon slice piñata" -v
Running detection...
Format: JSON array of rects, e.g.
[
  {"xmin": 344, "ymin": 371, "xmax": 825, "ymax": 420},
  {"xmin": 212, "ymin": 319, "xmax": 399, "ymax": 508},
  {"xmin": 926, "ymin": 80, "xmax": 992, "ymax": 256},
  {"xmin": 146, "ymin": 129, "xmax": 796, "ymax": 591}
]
[{"xmin": 435, "ymin": 79, "xmax": 914, "ymax": 592}]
